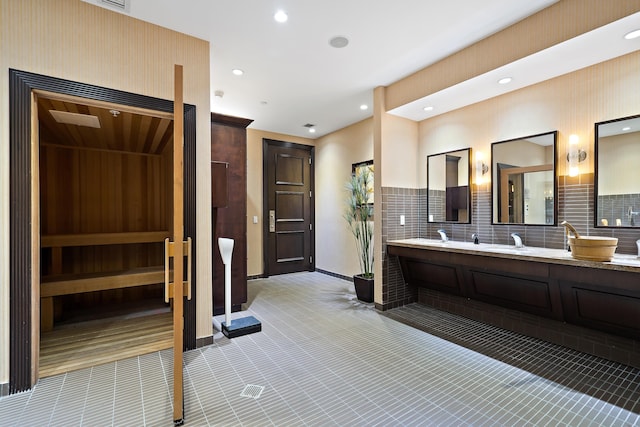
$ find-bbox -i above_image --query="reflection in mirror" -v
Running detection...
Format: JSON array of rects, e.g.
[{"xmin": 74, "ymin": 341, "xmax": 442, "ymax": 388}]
[
  {"xmin": 595, "ymin": 114, "xmax": 640, "ymax": 228},
  {"xmin": 427, "ymin": 148, "xmax": 471, "ymax": 223},
  {"xmin": 491, "ymin": 131, "xmax": 557, "ymax": 225}
]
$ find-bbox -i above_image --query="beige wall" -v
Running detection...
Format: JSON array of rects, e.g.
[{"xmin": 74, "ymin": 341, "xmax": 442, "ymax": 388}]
[
  {"xmin": 381, "ymin": 114, "xmax": 419, "ymax": 189},
  {"xmin": 245, "ymin": 129, "xmax": 315, "ymax": 277},
  {"xmin": 418, "ymin": 51, "xmax": 640, "ymax": 183},
  {"xmin": 314, "ymin": 119, "xmax": 373, "ymax": 277},
  {"xmin": 0, "ymin": 0, "xmax": 211, "ymax": 384}
]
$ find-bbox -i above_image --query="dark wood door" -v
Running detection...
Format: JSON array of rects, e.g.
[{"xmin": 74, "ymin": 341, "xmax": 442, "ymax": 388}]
[{"xmin": 263, "ymin": 140, "xmax": 314, "ymax": 276}]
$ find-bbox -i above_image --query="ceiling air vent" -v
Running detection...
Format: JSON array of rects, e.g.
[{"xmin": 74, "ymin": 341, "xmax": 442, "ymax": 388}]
[{"xmin": 100, "ymin": 0, "xmax": 130, "ymax": 12}]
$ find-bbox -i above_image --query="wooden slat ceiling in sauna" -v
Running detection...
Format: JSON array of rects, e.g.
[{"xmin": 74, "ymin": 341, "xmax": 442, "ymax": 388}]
[{"xmin": 37, "ymin": 96, "xmax": 174, "ymax": 155}]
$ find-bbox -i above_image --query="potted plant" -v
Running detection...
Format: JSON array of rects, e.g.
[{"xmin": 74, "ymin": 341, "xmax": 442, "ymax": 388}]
[{"xmin": 344, "ymin": 164, "xmax": 374, "ymax": 302}]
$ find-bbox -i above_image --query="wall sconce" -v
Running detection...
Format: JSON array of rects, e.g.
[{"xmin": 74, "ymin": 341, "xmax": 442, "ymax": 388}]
[
  {"xmin": 476, "ymin": 151, "xmax": 489, "ymax": 185},
  {"xmin": 567, "ymin": 134, "xmax": 586, "ymax": 177}
]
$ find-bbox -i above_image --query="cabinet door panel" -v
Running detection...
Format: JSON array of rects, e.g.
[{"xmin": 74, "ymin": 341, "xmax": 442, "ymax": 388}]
[
  {"xmin": 404, "ymin": 259, "xmax": 462, "ymax": 295},
  {"xmin": 469, "ymin": 270, "xmax": 554, "ymax": 316},
  {"xmin": 560, "ymin": 282, "xmax": 640, "ymax": 339}
]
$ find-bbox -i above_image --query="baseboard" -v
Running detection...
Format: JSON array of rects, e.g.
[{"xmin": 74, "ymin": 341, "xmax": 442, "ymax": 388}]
[
  {"xmin": 315, "ymin": 269, "xmax": 353, "ymax": 282},
  {"xmin": 196, "ymin": 335, "xmax": 214, "ymax": 348},
  {"xmin": 248, "ymin": 271, "xmax": 354, "ymax": 282},
  {"xmin": 0, "ymin": 382, "xmax": 9, "ymax": 397}
]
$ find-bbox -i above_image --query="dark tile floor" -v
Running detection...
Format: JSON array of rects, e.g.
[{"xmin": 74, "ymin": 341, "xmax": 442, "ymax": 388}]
[
  {"xmin": 383, "ymin": 303, "xmax": 640, "ymax": 415},
  {"xmin": 0, "ymin": 272, "xmax": 638, "ymax": 426}
]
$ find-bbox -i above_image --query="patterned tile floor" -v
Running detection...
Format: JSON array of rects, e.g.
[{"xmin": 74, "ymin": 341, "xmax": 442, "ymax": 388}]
[{"xmin": 0, "ymin": 272, "xmax": 638, "ymax": 426}]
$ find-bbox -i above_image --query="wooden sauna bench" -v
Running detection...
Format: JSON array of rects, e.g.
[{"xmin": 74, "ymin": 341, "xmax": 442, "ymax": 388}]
[{"xmin": 40, "ymin": 231, "xmax": 170, "ymax": 331}]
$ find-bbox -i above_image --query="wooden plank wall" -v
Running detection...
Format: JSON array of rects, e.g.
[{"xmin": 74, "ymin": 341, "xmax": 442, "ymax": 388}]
[{"xmin": 39, "ymin": 143, "xmax": 171, "ymax": 316}]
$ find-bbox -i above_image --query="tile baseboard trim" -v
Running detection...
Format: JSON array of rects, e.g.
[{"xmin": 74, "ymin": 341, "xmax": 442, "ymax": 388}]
[
  {"xmin": 196, "ymin": 336, "xmax": 214, "ymax": 348},
  {"xmin": 0, "ymin": 383, "xmax": 8, "ymax": 397},
  {"xmin": 376, "ymin": 297, "xmax": 417, "ymax": 312}
]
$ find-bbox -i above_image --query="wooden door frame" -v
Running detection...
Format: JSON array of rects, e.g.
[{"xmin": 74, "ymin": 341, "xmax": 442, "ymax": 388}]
[
  {"xmin": 8, "ymin": 69, "xmax": 197, "ymax": 394},
  {"xmin": 261, "ymin": 139, "xmax": 315, "ymax": 277}
]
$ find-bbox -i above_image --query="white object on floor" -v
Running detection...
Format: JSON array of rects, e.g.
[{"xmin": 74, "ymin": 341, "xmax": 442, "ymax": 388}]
[{"xmin": 218, "ymin": 237, "xmax": 234, "ymax": 327}]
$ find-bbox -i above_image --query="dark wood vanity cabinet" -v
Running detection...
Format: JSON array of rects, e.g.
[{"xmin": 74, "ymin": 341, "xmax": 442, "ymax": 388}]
[
  {"xmin": 391, "ymin": 246, "xmax": 563, "ymax": 320},
  {"xmin": 462, "ymin": 255, "xmax": 563, "ymax": 321},
  {"xmin": 211, "ymin": 112, "xmax": 253, "ymax": 315},
  {"xmin": 552, "ymin": 265, "xmax": 640, "ymax": 339},
  {"xmin": 388, "ymin": 244, "xmax": 639, "ymax": 339},
  {"xmin": 397, "ymin": 249, "xmax": 465, "ymax": 296}
]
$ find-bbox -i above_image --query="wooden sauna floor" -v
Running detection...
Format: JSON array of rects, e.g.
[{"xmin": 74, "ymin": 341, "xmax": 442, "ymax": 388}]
[{"xmin": 40, "ymin": 308, "xmax": 173, "ymax": 378}]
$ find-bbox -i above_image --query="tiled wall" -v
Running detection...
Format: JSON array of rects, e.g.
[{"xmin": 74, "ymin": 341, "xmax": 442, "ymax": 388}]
[
  {"xmin": 381, "ymin": 173, "xmax": 640, "ymax": 309},
  {"xmin": 598, "ymin": 193, "xmax": 640, "ymax": 227},
  {"xmin": 426, "ymin": 189, "xmax": 445, "ymax": 222},
  {"xmin": 379, "ymin": 188, "xmax": 422, "ymax": 310}
]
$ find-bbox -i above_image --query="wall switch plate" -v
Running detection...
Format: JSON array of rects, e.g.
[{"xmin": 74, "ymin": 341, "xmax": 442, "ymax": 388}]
[
  {"xmin": 400, "ymin": 215, "xmax": 405, "ymax": 226},
  {"xmin": 253, "ymin": 215, "xmax": 258, "ymax": 224}
]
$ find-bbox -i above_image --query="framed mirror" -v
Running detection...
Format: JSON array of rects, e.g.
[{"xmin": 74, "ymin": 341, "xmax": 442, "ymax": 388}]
[
  {"xmin": 427, "ymin": 148, "xmax": 471, "ymax": 223},
  {"xmin": 595, "ymin": 114, "xmax": 640, "ymax": 228},
  {"xmin": 491, "ymin": 131, "xmax": 557, "ymax": 225}
]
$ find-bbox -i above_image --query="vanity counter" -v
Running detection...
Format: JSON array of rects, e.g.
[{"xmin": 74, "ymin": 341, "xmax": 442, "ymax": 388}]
[
  {"xmin": 387, "ymin": 238, "xmax": 640, "ymax": 340},
  {"xmin": 387, "ymin": 238, "xmax": 640, "ymax": 273}
]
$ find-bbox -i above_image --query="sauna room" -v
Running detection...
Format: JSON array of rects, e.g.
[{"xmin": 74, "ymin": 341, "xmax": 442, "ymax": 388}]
[{"xmin": 36, "ymin": 92, "xmax": 175, "ymax": 377}]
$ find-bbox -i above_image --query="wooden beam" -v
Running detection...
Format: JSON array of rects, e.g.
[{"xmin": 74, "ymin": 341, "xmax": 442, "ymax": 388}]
[
  {"xmin": 41, "ymin": 266, "xmax": 165, "ymax": 297},
  {"xmin": 172, "ymin": 63, "xmax": 185, "ymax": 425},
  {"xmin": 41, "ymin": 231, "xmax": 170, "ymax": 247}
]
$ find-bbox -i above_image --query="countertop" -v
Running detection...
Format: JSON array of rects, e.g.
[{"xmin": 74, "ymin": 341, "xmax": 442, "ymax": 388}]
[{"xmin": 387, "ymin": 238, "xmax": 640, "ymax": 273}]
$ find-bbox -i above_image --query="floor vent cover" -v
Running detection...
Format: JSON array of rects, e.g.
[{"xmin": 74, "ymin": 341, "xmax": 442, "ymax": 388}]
[{"xmin": 240, "ymin": 384, "xmax": 264, "ymax": 399}]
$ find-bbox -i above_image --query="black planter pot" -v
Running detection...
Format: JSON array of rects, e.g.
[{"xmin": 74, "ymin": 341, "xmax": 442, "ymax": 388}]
[{"xmin": 353, "ymin": 274, "xmax": 374, "ymax": 303}]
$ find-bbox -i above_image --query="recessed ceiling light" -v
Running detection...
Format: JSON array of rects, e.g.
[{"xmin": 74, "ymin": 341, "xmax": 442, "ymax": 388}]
[
  {"xmin": 232, "ymin": 69, "xmax": 244, "ymax": 76},
  {"xmin": 624, "ymin": 29, "xmax": 640, "ymax": 40},
  {"xmin": 274, "ymin": 10, "xmax": 288, "ymax": 23},
  {"xmin": 308, "ymin": 127, "xmax": 316, "ymax": 133},
  {"xmin": 423, "ymin": 106, "xmax": 434, "ymax": 112},
  {"xmin": 329, "ymin": 36, "xmax": 349, "ymax": 48},
  {"xmin": 622, "ymin": 126, "xmax": 631, "ymax": 131},
  {"xmin": 498, "ymin": 77, "xmax": 512, "ymax": 85},
  {"xmin": 360, "ymin": 104, "xmax": 368, "ymax": 110}
]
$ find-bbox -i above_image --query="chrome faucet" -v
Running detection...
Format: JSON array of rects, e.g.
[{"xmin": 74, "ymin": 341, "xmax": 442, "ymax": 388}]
[
  {"xmin": 471, "ymin": 233, "xmax": 479, "ymax": 245},
  {"xmin": 437, "ymin": 229, "xmax": 448, "ymax": 242},
  {"xmin": 511, "ymin": 233, "xmax": 523, "ymax": 248}
]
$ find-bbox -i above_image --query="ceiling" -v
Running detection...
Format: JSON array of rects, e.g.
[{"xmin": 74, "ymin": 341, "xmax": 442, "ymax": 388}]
[
  {"xmin": 38, "ymin": 95, "xmax": 174, "ymax": 155},
  {"xmin": 81, "ymin": 0, "xmax": 639, "ymax": 139}
]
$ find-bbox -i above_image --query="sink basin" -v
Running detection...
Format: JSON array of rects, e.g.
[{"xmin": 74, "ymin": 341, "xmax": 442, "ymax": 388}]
[{"xmin": 485, "ymin": 246, "xmax": 529, "ymax": 254}]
